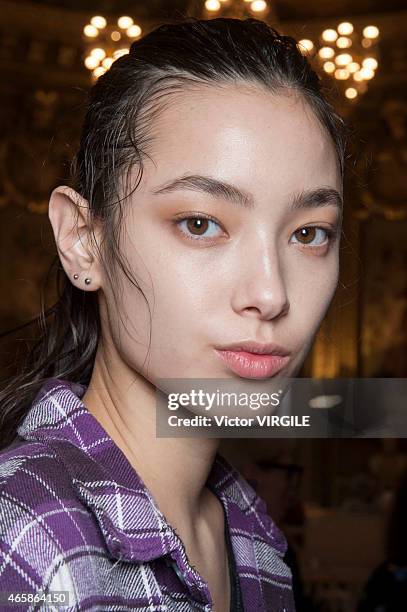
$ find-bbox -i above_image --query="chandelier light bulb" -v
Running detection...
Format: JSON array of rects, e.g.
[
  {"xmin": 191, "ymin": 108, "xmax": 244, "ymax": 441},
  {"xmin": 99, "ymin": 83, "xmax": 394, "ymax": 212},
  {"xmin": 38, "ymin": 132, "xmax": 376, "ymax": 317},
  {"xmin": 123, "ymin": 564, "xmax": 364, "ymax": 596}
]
[
  {"xmin": 102, "ymin": 57, "xmax": 114, "ymax": 70},
  {"xmin": 353, "ymin": 71, "xmax": 364, "ymax": 82},
  {"xmin": 345, "ymin": 87, "xmax": 358, "ymax": 99},
  {"xmin": 360, "ymin": 67, "xmax": 375, "ymax": 79},
  {"xmin": 205, "ymin": 0, "xmax": 221, "ymax": 10},
  {"xmin": 117, "ymin": 16, "xmax": 134, "ymax": 29},
  {"xmin": 336, "ymin": 53, "xmax": 353, "ymax": 66},
  {"xmin": 127, "ymin": 25, "xmax": 142, "ymax": 38},
  {"xmin": 113, "ymin": 48, "xmax": 130, "ymax": 59},
  {"xmin": 362, "ymin": 57, "xmax": 378, "ymax": 70},
  {"xmin": 83, "ymin": 24, "xmax": 98, "ymax": 38},
  {"xmin": 319, "ymin": 47, "xmax": 335, "ymax": 59},
  {"xmin": 90, "ymin": 16, "xmax": 107, "ymax": 29},
  {"xmin": 84, "ymin": 55, "xmax": 100, "ymax": 69},
  {"xmin": 363, "ymin": 25, "xmax": 379, "ymax": 39},
  {"xmin": 251, "ymin": 0, "xmax": 268, "ymax": 11},
  {"xmin": 335, "ymin": 68, "xmax": 350, "ymax": 80},
  {"xmin": 90, "ymin": 48, "xmax": 106, "ymax": 61},
  {"xmin": 322, "ymin": 29, "xmax": 338, "ymax": 42},
  {"xmin": 93, "ymin": 66, "xmax": 106, "ymax": 78},
  {"xmin": 348, "ymin": 62, "xmax": 360, "ymax": 73},
  {"xmin": 298, "ymin": 39, "xmax": 314, "ymax": 53},
  {"xmin": 337, "ymin": 22, "xmax": 354, "ymax": 36},
  {"xmin": 111, "ymin": 31, "xmax": 121, "ymax": 41},
  {"xmin": 336, "ymin": 36, "xmax": 352, "ymax": 49},
  {"xmin": 323, "ymin": 61, "xmax": 336, "ymax": 73}
]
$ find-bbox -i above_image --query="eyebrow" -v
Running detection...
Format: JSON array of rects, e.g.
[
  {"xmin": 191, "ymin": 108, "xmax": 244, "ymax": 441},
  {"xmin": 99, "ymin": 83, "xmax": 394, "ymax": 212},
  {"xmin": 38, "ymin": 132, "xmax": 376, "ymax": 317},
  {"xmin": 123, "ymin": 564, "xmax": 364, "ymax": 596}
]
[{"xmin": 151, "ymin": 174, "xmax": 343, "ymax": 212}]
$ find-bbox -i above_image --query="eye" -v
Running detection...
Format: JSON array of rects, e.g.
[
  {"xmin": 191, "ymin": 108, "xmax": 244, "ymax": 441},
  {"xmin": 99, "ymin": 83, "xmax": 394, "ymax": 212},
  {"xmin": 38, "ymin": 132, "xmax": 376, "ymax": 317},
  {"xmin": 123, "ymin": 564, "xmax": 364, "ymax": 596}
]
[
  {"xmin": 174, "ymin": 214, "xmax": 225, "ymax": 241},
  {"xmin": 290, "ymin": 226, "xmax": 334, "ymax": 247}
]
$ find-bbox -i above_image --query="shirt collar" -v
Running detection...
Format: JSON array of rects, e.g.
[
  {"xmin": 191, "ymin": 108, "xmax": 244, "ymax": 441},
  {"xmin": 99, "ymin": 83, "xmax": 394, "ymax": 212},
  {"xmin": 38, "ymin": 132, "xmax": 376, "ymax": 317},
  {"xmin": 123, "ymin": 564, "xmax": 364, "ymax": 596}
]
[{"xmin": 17, "ymin": 377, "xmax": 286, "ymax": 563}]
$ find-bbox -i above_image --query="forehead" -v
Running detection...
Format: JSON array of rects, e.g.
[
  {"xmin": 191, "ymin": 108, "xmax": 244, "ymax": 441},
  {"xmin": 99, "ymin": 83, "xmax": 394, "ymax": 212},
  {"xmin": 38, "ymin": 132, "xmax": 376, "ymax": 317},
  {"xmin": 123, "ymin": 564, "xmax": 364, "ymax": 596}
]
[{"xmin": 142, "ymin": 83, "xmax": 341, "ymax": 197}]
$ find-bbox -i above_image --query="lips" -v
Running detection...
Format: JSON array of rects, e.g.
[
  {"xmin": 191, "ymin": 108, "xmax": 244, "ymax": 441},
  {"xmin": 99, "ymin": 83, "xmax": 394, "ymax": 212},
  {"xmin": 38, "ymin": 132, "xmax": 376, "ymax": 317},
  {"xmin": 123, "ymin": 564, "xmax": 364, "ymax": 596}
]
[
  {"xmin": 215, "ymin": 341, "xmax": 290, "ymax": 356},
  {"xmin": 214, "ymin": 347, "xmax": 290, "ymax": 379}
]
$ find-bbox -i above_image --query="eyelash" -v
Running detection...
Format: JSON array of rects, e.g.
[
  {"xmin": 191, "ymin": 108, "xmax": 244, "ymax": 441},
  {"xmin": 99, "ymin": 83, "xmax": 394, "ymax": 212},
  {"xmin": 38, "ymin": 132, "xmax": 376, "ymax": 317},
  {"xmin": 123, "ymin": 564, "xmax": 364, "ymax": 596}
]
[
  {"xmin": 172, "ymin": 213, "xmax": 225, "ymax": 242},
  {"xmin": 172, "ymin": 213, "xmax": 338, "ymax": 249},
  {"xmin": 291, "ymin": 226, "xmax": 337, "ymax": 248}
]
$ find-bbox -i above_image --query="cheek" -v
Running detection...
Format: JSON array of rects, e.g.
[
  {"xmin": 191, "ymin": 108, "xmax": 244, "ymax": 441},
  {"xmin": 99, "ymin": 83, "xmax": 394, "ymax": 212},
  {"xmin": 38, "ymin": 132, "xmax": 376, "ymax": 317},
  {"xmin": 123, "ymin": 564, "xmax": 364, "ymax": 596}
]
[
  {"xmin": 105, "ymin": 245, "xmax": 213, "ymax": 375},
  {"xmin": 135, "ymin": 230, "xmax": 220, "ymax": 325},
  {"xmin": 290, "ymin": 253, "xmax": 339, "ymax": 335}
]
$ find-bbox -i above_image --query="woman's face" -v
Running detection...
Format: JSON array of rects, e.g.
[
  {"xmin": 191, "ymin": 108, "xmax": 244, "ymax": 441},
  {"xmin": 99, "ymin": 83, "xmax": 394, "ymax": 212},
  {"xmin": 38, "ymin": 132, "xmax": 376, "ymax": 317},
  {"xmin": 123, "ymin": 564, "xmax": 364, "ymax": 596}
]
[{"xmin": 99, "ymin": 84, "xmax": 342, "ymax": 384}]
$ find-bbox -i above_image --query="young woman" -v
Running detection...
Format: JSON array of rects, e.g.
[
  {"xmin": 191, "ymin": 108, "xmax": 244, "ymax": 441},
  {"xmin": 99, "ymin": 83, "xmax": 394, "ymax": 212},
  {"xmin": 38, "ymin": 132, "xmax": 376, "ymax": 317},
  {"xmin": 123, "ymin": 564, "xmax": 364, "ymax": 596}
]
[{"xmin": 0, "ymin": 17, "xmax": 346, "ymax": 611}]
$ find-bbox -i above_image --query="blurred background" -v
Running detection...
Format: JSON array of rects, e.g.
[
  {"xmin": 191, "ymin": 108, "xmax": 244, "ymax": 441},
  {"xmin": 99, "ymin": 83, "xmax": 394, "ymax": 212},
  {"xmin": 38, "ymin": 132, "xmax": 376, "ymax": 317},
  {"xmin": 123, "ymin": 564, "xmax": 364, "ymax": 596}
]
[{"xmin": 0, "ymin": 1, "xmax": 406, "ymax": 610}]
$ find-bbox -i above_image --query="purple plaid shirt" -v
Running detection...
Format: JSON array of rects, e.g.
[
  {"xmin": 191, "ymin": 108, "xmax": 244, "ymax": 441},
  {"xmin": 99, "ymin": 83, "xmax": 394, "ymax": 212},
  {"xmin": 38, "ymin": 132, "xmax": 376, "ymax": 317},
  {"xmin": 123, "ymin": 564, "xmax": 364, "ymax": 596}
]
[{"xmin": 0, "ymin": 378, "xmax": 295, "ymax": 611}]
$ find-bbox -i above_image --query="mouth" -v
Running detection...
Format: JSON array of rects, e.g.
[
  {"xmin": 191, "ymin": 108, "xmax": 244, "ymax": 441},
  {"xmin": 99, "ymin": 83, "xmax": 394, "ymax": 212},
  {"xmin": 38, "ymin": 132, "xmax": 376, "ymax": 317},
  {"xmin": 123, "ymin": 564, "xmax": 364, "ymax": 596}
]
[{"xmin": 214, "ymin": 342, "xmax": 291, "ymax": 379}]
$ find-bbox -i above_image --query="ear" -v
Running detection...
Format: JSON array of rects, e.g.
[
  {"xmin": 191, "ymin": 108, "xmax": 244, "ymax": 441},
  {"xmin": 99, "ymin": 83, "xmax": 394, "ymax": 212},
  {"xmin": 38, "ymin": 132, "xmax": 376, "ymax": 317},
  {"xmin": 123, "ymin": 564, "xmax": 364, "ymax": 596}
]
[{"xmin": 48, "ymin": 185, "xmax": 103, "ymax": 291}]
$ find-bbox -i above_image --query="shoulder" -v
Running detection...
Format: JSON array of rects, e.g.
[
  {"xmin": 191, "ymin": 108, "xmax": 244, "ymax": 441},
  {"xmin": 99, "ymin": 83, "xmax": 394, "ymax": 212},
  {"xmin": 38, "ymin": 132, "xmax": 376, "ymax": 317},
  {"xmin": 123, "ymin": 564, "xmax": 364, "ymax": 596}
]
[
  {"xmin": 0, "ymin": 436, "xmax": 74, "ymax": 505},
  {"xmin": 0, "ymin": 438, "xmax": 85, "ymax": 595}
]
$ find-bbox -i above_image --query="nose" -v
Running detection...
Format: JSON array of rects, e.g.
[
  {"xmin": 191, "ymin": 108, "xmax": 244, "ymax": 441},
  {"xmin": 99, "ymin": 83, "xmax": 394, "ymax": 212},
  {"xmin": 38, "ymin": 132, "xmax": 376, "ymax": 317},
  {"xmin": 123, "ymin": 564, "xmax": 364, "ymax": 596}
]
[{"xmin": 231, "ymin": 240, "xmax": 290, "ymax": 321}]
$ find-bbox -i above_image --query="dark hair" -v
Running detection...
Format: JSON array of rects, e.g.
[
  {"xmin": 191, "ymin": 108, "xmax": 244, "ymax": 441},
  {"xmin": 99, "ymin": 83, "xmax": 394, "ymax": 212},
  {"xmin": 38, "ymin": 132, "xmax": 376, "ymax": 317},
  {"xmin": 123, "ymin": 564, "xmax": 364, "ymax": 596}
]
[{"xmin": 0, "ymin": 16, "xmax": 348, "ymax": 450}]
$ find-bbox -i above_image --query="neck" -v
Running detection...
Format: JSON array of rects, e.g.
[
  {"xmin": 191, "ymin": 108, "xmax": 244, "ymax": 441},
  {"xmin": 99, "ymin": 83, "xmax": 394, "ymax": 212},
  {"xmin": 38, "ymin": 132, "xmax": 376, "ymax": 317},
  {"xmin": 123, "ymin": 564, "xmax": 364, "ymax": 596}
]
[{"xmin": 81, "ymin": 339, "xmax": 221, "ymax": 543}]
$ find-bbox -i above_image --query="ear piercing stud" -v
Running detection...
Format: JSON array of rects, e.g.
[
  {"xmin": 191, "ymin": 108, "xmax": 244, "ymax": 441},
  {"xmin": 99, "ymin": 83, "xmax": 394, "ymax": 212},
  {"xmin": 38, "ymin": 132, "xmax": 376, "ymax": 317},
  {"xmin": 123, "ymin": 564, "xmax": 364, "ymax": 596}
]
[{"xmin": 73, "ymin": 274, "xmax": 91, "ymax": 285}]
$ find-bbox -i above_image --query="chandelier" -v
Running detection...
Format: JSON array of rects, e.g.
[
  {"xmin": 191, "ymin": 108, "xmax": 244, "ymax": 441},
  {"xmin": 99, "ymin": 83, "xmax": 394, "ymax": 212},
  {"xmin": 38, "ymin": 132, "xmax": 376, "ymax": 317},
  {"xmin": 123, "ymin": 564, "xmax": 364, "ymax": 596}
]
[
  {"xmin": 82, "ymin": 15, "xmax": 143, "ymax": 80},
  {"xmin": 198, "ymin": 0, "xmax": 380, "ymax": 103},
  {"xmin": 297, "ymin": 22, "xmax": 380, "ymax": 101},
  {"xmin": 203, "ymin": 0, "xmax": 270, "ymax": 18}
]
